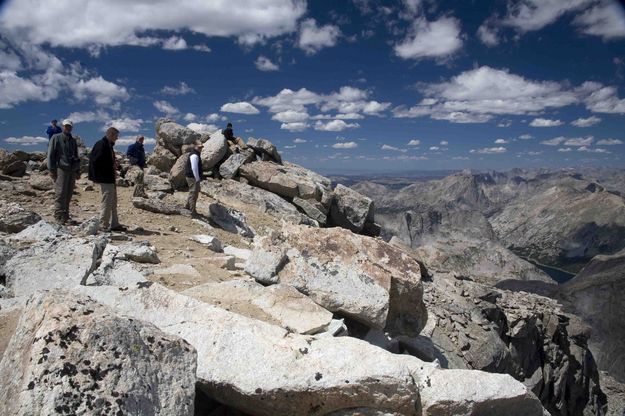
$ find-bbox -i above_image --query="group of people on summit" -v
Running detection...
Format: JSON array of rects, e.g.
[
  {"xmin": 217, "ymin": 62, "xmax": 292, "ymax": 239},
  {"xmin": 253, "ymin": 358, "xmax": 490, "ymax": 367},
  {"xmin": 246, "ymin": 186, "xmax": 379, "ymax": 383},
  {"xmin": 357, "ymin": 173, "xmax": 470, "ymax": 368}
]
[{"xmin": 45, "ymin": 119, "xmax": 239, "ymax": 231}]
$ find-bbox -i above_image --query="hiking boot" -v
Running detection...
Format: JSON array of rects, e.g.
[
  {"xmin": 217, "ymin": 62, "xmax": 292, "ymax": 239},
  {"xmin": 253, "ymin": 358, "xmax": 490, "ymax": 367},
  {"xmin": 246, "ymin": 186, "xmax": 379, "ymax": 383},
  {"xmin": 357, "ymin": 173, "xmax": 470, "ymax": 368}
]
[{"xmin": 110, "ymin": 224, "xmax": 128, "ymax": 232}]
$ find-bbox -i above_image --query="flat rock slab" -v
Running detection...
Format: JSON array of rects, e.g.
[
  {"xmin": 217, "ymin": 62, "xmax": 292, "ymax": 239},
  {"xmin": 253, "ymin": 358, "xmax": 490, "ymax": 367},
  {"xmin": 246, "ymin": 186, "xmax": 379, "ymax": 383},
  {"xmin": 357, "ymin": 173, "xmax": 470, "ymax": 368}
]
[
  {"xmin": 0, "ymin": 290, "xmax": 196, "ymax": 416},
  {"xmin": 189, "ymin": 234, "xmax": 223, "ymax": 252},
  {"xmin": 247, "ymin": 224, "xmax": 426, "ymax": 335},
  {"xmin": 0, "ymin": 200, "xmax": 41, "ymax": 233},
  {"xmin": 209, "ymin": 203, "xmax": 255, "ymax": 237},
  {"xmin": 133, "ymin": 197, "xmax": 191, "ymax": 216},
  {"xmin": 74, "ymin": 282, "xmax": 544, "ymax": 416},
  {"xmin": 4, "ymin": 236, "xmax": 108, "ymax": 297},
  {"xmin": 183, "ymin": 280, "xmax": 333, "ymax": 334}
]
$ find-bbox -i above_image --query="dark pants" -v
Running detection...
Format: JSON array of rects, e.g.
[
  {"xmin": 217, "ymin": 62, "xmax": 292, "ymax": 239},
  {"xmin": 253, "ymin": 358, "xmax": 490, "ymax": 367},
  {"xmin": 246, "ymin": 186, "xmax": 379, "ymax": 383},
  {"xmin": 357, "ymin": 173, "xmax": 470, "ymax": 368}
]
[
  {"xmin": 186, "ymin": 177, "xmax": 200, "ymax": 213},
  {"xmin": 54, "ymin": 169, "xmax": 76, "ymax": 223}
]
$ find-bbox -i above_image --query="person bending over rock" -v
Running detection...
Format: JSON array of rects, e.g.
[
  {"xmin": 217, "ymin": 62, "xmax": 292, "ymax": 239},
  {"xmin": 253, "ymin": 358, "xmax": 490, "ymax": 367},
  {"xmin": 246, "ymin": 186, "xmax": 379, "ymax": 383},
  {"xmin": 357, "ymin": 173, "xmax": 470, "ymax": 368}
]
[
  {"xmin": 185, "ymin": 140, "xmax": 204, "ymax": 215},
  {"xmin": 223, "ymin": 122, "xmax": 247, "ymax": 152},
  {"xmin": 89, "ymin": 127, "xmax": 127, "ymax": 232},
  {"xmin": 47, "ymin": 119, "xmax": 81, "ymax": 225}
]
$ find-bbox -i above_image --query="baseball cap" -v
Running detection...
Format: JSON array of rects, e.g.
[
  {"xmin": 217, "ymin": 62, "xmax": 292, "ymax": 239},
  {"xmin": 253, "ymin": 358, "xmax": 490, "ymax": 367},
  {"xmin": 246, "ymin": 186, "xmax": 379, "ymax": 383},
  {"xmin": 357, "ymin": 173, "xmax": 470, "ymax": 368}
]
[{"xmin": 62, "ymin": 119, "xmax": 73, "ymax": 126}]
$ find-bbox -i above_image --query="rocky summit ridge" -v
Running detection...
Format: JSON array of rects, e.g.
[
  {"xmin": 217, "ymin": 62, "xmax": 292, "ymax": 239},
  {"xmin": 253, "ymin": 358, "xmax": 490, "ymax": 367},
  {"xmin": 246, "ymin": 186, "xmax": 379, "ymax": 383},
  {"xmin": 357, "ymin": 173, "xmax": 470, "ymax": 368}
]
[{"xmin": 0, "ymin": 119, "xmax": 619, "ymax": 415}]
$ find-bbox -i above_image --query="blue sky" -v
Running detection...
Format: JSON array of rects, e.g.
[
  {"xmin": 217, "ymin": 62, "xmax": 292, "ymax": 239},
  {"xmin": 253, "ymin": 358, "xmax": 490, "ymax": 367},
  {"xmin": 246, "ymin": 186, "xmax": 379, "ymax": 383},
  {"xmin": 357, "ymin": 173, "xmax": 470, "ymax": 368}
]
[{"xmin": 1, "ymin": 0, "xmax": 624, "ymax": 173}]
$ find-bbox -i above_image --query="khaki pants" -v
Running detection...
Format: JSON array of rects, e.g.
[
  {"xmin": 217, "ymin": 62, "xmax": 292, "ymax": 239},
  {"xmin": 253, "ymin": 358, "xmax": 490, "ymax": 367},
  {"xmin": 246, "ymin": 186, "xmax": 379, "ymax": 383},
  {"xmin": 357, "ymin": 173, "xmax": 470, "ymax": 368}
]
[
  {"xmin": 99, "ymin": 183, "xmax": 119, "ymax": 229},
  {"xmin": 186, "ymin": 177, "xmax": 200, "ymax": 213},
  {"xmin": 54, "ymin": 169, "xmax": 76, "ymax": 223}
]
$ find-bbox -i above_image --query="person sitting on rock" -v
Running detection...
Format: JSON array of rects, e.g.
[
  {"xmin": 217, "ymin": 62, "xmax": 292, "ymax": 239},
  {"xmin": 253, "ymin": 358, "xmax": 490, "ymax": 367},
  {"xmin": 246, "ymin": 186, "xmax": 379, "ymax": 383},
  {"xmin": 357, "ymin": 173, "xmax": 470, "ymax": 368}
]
[
  {"xmin": 46, "ymin": 119, "xmax": 62, "ymax": 140},
  {"xmin": 89, "ymin": 127, "xmax": 127, "ymax": 232},
  {"xmin": 126, "ymin": 135, "xmax": 146, "ymax": 169},
  {"xmin": 185, "ymin": 140, "xmax": 204, "ymax": 215},
  {"xmin": 47, "ymin": 119, "xmax": 81, "ymax": 225},
  {"xmin": 222, "ymin": 122, "xmax": 247, "ymax": 152}
]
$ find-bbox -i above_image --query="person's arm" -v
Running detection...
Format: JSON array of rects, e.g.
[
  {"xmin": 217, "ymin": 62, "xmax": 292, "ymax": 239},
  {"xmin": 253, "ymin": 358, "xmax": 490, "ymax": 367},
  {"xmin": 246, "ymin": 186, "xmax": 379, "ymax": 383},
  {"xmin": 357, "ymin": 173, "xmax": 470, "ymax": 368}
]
[
  {"xmin": 46, "ymin": 126, "xmax": 52, "ymax": 139},
  {"xmin": 190, "ymin": 154, "xmax": 201, "ymax": 182},
  {"xmin": 126, "ymin": 144, "xmax": 134, "ymax": 157},
  {"xmin": 47, "ymin": 136, "xmax": 58, "ymax": 178}
]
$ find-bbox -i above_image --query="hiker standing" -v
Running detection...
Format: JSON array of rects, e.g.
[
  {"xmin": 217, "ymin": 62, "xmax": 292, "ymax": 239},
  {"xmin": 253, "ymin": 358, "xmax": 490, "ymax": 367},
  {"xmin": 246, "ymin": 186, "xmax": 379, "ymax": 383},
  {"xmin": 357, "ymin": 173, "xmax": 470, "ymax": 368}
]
[
  {"xmin": 89, "ymin": 127, "xmax": 126, "ymax": 232},
  {"xmin": 46, "ymin": 119, "xmax": 62, "ymax": 140},
  {"xmin": 185, "ymin": 140, "xmax": 204, "ymax": 215},
  {"xmin": 47, "ymin": 119, "xmax": 81, "ymax": 225}
]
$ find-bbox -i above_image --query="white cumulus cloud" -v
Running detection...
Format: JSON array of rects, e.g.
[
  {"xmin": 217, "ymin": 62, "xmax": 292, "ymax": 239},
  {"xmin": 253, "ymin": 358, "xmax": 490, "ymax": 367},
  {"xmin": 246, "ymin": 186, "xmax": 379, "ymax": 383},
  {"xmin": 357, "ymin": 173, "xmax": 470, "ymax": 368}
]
[
  {"xmin": 394, "ymin": 17, "xmax": 463, "ymax": 60},
  {"xmin": 530, "ymin": 118, "xmax": 563, "ymax": 127},
  {"xmin": 161, "ymin": 82, "xmax": 195, "ymax": 95},
  {"xmin": 297, "ymin": 18, "xmax": 341, "ymax": 54},
  {"xmin": 381, "ymin": 144, "xmax": 407, "ymax": 152},
  {"xmin": 255, "ymin": 56, "xmax": 279, "ymax": 71},
  {"xmin": 105, "ymin": 117, "xmax": 144, "ymax": 132},
  {"xmin": 314, "ymin": 120, "xmax": 359, "ymax": 131},
  {"xmin": 408, "ymin": 139, "xmax": 421, "ymax": 146},
  {"xmin": 154, "ymin": 100, "xmax": 179, "ymax": 115},
  {"xmin": 220, "ymin": 102, "xmax": 260, "ymax": 115},
  {"xmin": 332, "ymin": 141, "xmax": 358, "ymax": 149},
  {"xmin": 280, "ymin": 122, "xmax": 309, "ymax": 132},
  {"xmin": 596, "ymin": 138, "xmax": 623, "ymax": 145},
  {"xmin": 4, "ymin": 135, "xmax": 48, "ymax": 146},
  {"xmin": 470, "ymin": 146, "xmax": 507, "ymax": 154},
  {"xmin": 187, "ymin": 123, "xmax": 219, "ymax": 134}
]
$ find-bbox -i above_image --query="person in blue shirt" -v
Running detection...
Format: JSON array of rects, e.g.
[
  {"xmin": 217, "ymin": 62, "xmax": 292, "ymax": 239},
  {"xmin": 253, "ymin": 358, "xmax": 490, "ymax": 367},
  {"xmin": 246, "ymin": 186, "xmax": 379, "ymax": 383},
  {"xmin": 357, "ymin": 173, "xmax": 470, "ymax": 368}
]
[
  {"xmin": 126, "ymin": 136, "xmax": 146, "ymax": 169},
  {"xmin": 46, "ymin": 119, "xmax": 62, "ymax": 140}
]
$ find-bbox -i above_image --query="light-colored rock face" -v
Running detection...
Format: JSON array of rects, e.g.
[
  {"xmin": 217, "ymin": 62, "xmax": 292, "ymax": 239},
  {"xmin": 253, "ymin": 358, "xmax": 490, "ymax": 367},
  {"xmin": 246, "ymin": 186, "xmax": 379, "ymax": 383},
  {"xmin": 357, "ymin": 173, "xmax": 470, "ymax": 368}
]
[
  {"xmin": 239, "ymin": 161, "xmax": 331, "ymax": 202},
  {"xmin": 0, "ymin": 290, "xmax": 196, "ymax": 416},
  {"xmin": 209, "ymin": 203, "xmax": 255, "ymax": 237},
  {"xmin": 183, "ymin": 280, "xmax": 333, "ymax": 334},
  {"xmin": 330, "ymin": 184, "xmax": 374, "ymax": 233},
  {"xmin": 189, "ymin": 234, "xmax": 223, "ymax": 252},
  {"xmin": 0, "ymin": 199, "xmax": 41, "ymax": 233},
  {"xmin": 293, "ymin": 196, "xmax": 327, "ymax": 225},
  {"xmin": 147, "ymin": 144, "xmax": 177, "ymax": 172},
  {"xmin": 157, "ymin": 121, "xmax": 201, "ymax": 148},
  {"xmin": 169, "ymin": 153, "xmax": 191, "ymax": 191},
  {"xmin": 247, "ymin": 137, "xmax": 282, "ymax": 163},
  {"xmin": 248, "ymin": 224, "xmax": 426, "ymax": 335},
  {"xmin": 201, "ymin": 179, "xmax": 317, "ymax": 226},
  {"xmin": 201, "ymin": 132, "xmax": 228, "ymax": 170},
  {"xmin": 219, "ymin": 152, "xmax": 254, "ymax": 179},
  {"xmin": 9, "ymin": 220, "xmax": 66, "ymax": 242},
  {"xmin": 4, "ymin": 236, "xmax": 107, "ymax": 296},
  {"xmin": 117, "ymin": 240, "xmax": 160, "ymax": 264},
  {"xmin": 74, "ymin": 282, "xmax": 544, "ymax": 416},
  {"xmin": 560, "ymin": 249, "xmax": 625, "ymax": 383}
]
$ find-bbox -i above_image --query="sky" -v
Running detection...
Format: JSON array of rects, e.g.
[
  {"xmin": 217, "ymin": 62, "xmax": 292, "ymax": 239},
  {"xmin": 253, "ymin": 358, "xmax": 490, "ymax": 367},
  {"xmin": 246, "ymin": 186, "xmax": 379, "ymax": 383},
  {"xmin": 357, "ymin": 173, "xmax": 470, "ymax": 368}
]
[{"xmin": 1, "ymin": 0, "xmax": 625, "ymax": 173}]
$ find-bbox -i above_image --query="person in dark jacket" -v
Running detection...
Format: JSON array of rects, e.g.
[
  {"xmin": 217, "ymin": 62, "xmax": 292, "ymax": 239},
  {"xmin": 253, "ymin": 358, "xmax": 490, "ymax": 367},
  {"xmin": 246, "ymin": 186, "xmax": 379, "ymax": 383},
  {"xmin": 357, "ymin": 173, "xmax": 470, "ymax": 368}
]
[
  {"xmin": 46, "ymin": 119, "xmax": 62, "ymax": 140},
  {"xmin": 222, "ymin": 122, "xmax": 247, "ymax": 152},
  {"xmin": 47, "ymin": 119, "xmax": 80, "ymax": 224},
  {"xmin": 185, "ymin": 140, "xmax": 204, "ymax": 215},
  {"xmin": 126, "ymin": 136, "xmax": 146, "ymax": 168},
  {"xmin": 89, "ymin": 127, "xmax": 126, "ymax": 232}
]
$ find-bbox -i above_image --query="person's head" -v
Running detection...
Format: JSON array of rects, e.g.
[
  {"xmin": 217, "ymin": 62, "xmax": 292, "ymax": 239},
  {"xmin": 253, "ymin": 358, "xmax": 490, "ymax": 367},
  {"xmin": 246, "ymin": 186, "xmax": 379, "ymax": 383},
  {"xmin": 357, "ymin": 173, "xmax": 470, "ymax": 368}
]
[
  {"xmin": 61, "ymin": 119, "xmax": 73, "ymax": 133},
  {"xmin": 105, "ymin": 127, "xmax": 119, "ymax": 144},
  {"xmin": 51, "ymin": 119, "xmax": 57, "ymax": 126},
  {"xmin": 193, "ymin": 140, "xmax": 204, "ymax": 151},
  {"xmin": 136, "ymin": 135, "xmax": 144, "ymax": 144},
  {"xmin": 227, "ymin": 122, "xmax": 232, "ymax": 128}
]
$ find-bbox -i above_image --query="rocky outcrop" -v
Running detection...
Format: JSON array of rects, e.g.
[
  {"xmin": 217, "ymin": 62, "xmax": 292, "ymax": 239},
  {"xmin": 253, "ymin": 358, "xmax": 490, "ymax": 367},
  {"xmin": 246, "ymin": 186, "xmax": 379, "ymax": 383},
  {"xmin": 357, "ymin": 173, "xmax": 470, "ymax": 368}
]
[
  {"xmin": 201, "ymin": 179, "xmax": 317, "ymax": 226},
  {"xmin": 182, "ymin": 280, "xmax": 333, "ymax": 334},
  {"xmin": 169, "ymin": 152, "xmax": 191, "ymax": 191},
  {"xmin": 4, "ymin": 235, "xmax": 107, "ymax": 296},
  {"xmin": 147, "ymin": 145, "xmax": 176, "ymax": 172},
  {"xmin": 157, "ymin": 120, "xmax": 201, "ymax": 156},
  {"xmin": 0, "ymin": 290, "xmax": 196, "ymax": 416},
  {"xmin": 403, "ymin": 267, "xmax": 606, "ymax": 415},
  {"xmin": 144, "ymin": 173, "xmax": 173, "ymax": 193},
  {"xmin": 559, "ymin": 249, "xmax": 625, "ymax": 383},
  {"xmin": 246, "ymin": 224, "xmax": 426, "ymax": 335},
  {"xmin": 219, "ymin": 150, "xmax": 255, "ymax": 179},
  {"xmin": 0, "ymin": 200, "xmax": 41, "ymax": 233},
  {"xmin": 75, "ymin": 282, "xmax": 545, "ymax": 416},
  {"xmin": 200, "ymin": 132, "xmax": 228, "ymax": 171},
  {"xmin": 330, "ymin": 184, "xmax": 375, "ymax": 233},
  {"xmin": 247, "ymin": 137, "xmax": 282, "ymax": 164}
]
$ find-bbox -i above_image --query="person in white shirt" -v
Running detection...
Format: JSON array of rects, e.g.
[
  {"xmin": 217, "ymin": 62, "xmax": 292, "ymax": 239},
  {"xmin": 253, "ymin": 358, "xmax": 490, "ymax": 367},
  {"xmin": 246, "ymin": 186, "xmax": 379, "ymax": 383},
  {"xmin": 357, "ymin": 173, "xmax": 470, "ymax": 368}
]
[{"xmin": 184, "ymin": 140, "xmax": 204, "ymax": 215}]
